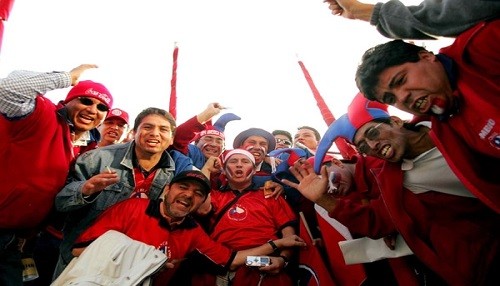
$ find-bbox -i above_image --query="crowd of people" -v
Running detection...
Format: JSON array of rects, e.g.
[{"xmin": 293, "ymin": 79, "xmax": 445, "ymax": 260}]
[{"xmin": 1, "ymin": 0, "xmax": 499, "ymax": 285}]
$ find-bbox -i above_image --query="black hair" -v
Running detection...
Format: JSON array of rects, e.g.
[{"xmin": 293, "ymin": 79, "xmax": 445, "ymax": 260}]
[
  {"xmin": 133, "ymin": 107, "xmax": 176, "ymax": 136},
  {"xmin": 356, "ymin": 40, "xmax": 426, "ymax": 101}
]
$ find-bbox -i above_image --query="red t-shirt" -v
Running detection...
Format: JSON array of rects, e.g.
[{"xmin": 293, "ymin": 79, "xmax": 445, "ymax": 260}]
[{"xmin": 210, "ymin": 188, "xmax": 297, "ymax": 250}]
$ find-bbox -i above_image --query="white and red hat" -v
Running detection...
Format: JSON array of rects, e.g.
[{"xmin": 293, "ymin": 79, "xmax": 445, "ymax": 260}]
[
  {"xmin": 223, "ymin": 149, "xmax": 256, "ymax": 166},
  {"xmin": 105, "ymin": 108, "xmax": 129, "ymax": 125}
]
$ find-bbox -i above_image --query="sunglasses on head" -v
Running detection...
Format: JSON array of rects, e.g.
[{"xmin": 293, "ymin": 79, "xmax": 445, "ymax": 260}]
[
  {"xmin": 78, "ymin": 97, "xmax": 109, "ymax": 112},
  {"xmin": 275, "ymin": 138, "xmax": 292, "ymax": 146}
]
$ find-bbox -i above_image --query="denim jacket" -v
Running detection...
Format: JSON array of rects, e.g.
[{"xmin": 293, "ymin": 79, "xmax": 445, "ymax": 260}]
[{"xmin": 55, "ymin": 141, "xmax": 193, "ymax": 264}]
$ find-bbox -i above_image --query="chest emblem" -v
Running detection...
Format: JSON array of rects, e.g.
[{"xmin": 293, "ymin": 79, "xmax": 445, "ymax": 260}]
[{"xmin": 227, "ymin": 204, "xmax": 247, "ymax": 221}]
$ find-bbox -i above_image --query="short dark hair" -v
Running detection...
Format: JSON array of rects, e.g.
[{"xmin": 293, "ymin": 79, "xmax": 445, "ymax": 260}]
[
  {"xmin": 355, "ymin": 40, "xmax": 426, "ymax": 101},
  {"xmin": 297, "ymin": 126, "xmax": 321, "ymax": 141},
  {"xmin": 272, "ymin": 130, "xmax": 292, "ymax": 142},
  {"xmin": 133, "ymin": 107, "xmax": 176, "ymax": 136}
]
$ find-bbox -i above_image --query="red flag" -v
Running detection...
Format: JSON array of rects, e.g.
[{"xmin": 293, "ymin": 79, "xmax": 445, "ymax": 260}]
[
  {"xmin": 315, "ymin": 205, "xmax": 367, "ymax": 286},
  {"xmin": 298, "ymin": 212, "xmax": 337, "ymax": 286},
  {"xmin": 0, "ymin": 0, "xmax": 15, "ymax": 53},
  {"xmin": 297, "ymin": 59, "xmax": 358, "ymax": 160},
  {"xmin": 169, "ymin": 43, "xmax": 179, "ymax": 119}
]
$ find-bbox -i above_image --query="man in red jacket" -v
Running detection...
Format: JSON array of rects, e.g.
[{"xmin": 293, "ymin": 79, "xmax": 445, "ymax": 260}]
[
  {"xmin": 286, "ymin": 94, "xmax": 500, "ymax": 285},
  {"xmin": 355, "ymin": 19, "xmax": 500, "ymax": 212},
  {"xmin": 0, "ymin": 64, "xmax": 113, "ymax": 285}
]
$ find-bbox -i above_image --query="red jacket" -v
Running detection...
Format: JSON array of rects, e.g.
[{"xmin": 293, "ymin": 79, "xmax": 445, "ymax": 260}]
[
  {"xmin": 329, "ymin": 155, "xmax": 500, "ymax": 285},
  {"xmin": 375, "ymin": 162, "xmax": 500, "ymax": 285},
  {"xmin": 431, "ymin": 19, "xmax": 500, "ymax": 212},
  {"xmin": 0, "ymin": 96, "xmax": 99, "ymax": 230}
]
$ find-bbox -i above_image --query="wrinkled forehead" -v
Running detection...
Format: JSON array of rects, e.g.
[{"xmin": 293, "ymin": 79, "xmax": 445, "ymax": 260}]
[
  {"xmin": 200, "ymin": 134, "xmax": 224, "ymax": 142},
  {"xmin": 225, "ymin": 153, "xmax": 254, "ymax": 163},
  {"xmin": 242, "ymin": 135, "xmax": 268, "ymax": 145},
  {"xmin": 138, "ymin": 114, "xmax": 173, "ymax": 128},
  {"xmin": 274, "ymin": 134, "xmax": 290, "ymax": 141}
]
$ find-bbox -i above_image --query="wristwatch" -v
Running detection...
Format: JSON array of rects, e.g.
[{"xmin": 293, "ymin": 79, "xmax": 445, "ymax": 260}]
[{"xmin": 267, "ymin": 240, "xmax": 279, "ymax": 252}]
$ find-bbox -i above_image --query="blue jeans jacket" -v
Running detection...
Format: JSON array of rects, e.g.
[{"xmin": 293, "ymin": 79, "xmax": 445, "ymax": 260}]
[{"xmin": 54, "ymin": 141, "xmax": 193, "ymax": 266}]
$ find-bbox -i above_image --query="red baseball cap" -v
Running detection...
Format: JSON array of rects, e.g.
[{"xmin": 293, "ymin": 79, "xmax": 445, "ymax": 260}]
[{"xmin": 105, "ymin": 108, "xmax": 129, "ymax": 125}]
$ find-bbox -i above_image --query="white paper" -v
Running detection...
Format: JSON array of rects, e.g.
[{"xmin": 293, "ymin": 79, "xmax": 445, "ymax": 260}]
[{"xmin": 339, "ymin": 235, "xmax": 413, "ymax": 265}]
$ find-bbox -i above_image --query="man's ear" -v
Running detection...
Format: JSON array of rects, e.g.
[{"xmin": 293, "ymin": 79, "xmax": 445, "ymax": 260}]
[
  {"xmin": 418, "ymin": 50, "xmax": 435, "ymax": 62},
  {"xmin": 390, "ymin": 116, "xmax": 404, "ymax": 127}
]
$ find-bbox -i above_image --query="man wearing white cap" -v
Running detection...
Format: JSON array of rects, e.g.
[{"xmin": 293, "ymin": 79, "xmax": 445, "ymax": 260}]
[{"xmin": 190, "ymin": 149, "xmax": 298, "ymax": 285}]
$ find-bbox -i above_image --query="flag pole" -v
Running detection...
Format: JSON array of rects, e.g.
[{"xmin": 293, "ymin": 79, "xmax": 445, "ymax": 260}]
[
  {"xmin": 296, "ymin": 55, "xmax": 358, "ymax": 159},
  {"xmin": 169, "ymin": 42, "xmax": 179, "ymax": 119}
]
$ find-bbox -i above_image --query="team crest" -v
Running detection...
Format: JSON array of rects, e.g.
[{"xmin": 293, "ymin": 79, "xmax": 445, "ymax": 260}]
[{"xmin": 227, "ymin": 204, "xmax": 247, "ymax": 221}]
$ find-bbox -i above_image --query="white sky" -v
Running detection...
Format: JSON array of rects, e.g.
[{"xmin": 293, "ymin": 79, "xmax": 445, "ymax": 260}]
[{"xmin": 0, "ymin": 0, "xmax": 453, "ymax": 147}]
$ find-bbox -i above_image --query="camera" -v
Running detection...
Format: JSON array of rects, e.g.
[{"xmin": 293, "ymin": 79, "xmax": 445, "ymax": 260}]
[{"xmin": 246, "ymin": 256, "xmax": 271, "ymax": 267}]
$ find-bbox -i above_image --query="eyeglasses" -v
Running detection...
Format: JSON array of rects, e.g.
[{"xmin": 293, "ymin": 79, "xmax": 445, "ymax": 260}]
[
  {"xmin": 78, "ymin": 97, "xmax": 109, "ymax": 112},
  {"xmin": 357, "ymin": 122, "xmax": 384, "ymax": 154},
  {"xmin": 275, "ymin": 138, "xmax": 292, "ymax": 146}
]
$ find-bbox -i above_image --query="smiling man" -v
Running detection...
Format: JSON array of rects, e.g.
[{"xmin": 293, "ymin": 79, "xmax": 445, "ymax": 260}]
[
  {"xmin": 53, "ymin": 107, "xmax": 194, "ymax": 280},
  {"xmin": 0, "ymin": 64, "xmax": 113, "ymax": 285}
]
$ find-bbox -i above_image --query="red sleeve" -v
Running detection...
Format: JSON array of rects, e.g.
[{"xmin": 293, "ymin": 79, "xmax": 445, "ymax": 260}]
[
  {"xmin": 330, "ymin": 197, "xmax": 396, "ymax": 238},
  {"xmin": 74, "ymin": 200, "xmax": 132, "ymax": 246},
  {"xmin": 271, "ymin": 196, "xmax": 297, "ymax": 229},
  {"xmin": 444, "ymin": 19, "xmax": 500, "ymax": 77},
  {"xmin": 192, "ymin": 226, "xmax": 234, "ymax": 267},
  {"xmin": 171, "ymin": 116, "xmax": 206, "ymax": 155}
]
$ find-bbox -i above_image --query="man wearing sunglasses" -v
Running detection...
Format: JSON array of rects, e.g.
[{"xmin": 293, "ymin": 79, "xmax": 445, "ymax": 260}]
[
  {"xmin": 289, "ymin": 93, "xmax": 500, "ymax": 285},
  {"xmin": 272, "ymin": 130, "xmax": 293, "ymax": 150},
  {"xmin": 0, "ymin": 64, "xmax": 113, "ymax": 285}
]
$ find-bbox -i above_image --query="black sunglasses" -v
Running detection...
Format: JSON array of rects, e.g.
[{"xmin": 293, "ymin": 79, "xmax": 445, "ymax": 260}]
[
  {"xmin": 78, "ymin": 97, "xmax": 109, "ymax": 112},
  {"xmin": 275, "ymin": 138, "xmax": 292, "ymax": 146}
]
